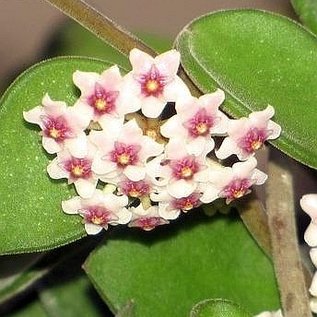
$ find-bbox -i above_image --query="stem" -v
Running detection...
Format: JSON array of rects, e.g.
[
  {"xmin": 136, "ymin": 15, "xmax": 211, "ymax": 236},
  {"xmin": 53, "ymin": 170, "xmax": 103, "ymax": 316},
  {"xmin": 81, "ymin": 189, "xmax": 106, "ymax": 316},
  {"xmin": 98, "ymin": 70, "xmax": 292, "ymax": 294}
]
[
  {"xmin": 45, "ymin": 0, "xmax": 155, "ymax": 57},
  {"xmin": 44, "ymin": 0, "xmax": 201, "ymax": 95},
  {"xmin": 267, "ymin": 157, "xmax": 312, "ymax": 317},
  {"xmin": 236, "ymin": 192, "xmax": 272, "ymax": 257}
]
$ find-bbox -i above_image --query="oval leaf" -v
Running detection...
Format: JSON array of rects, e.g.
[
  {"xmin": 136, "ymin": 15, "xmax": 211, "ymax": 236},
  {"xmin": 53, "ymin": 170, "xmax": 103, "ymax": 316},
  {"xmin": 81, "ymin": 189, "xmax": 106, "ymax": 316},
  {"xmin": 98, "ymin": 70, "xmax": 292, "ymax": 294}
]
[
  {"xmin": 176, "ymin": 10, "xmax": 317, "ymax": 169},
  {"xmin": 291, "ymin": 0, "xmax": 317, "ymax": 35},
  {"xmin": 190, "ymin": 299, "xmax": 251, "ymax": 317},
  {"xmin": 84, "ymin": 213, "xmax": 280, "ymax": 317},
  {"xmin": 0, "ymin": 57, "xmax": 118, "ymax": 255}
]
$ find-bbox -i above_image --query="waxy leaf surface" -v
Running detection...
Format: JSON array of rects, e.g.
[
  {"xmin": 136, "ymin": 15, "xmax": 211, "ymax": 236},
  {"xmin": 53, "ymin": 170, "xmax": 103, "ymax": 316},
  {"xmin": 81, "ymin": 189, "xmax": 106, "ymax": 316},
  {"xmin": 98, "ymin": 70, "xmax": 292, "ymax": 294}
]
[
  {"xmin": 0, "ymin": 57, "xmax": 117, "ymax": 254},
  {"xmin": 291, "ymin": 0, "xmax": 317, "ymax": 34},
  {"xmin": 85, "ymin": 213, "xmax": 280, "ymax": 317},
  {"xmin": 176, "ymin": 10, "xmax": 317, "ymax": 168}
]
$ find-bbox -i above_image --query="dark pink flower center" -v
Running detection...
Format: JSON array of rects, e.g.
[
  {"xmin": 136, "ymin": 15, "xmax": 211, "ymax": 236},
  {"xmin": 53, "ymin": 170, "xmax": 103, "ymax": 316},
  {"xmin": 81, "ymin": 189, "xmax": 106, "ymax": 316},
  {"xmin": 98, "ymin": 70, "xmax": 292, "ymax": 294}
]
[
  {"xmin": 238, "ymin": 127, "xmax": 270, "ymax": 154},
  {"xmin": 81, "ymin": 206, "xmax": 116, "ymax": 226},
  {"xmin": 184, "ymin": 108, "xmax": 214, "ymax": 137},
  {"xmin": 170, "ymin": 156, "xmax": 200, "ymax": 180},
  {"xmin": 137, "ymin": 64, "xmax": 167, "ymax": 97},
  {"xmin": 42, "ymin": 115, "xmax": 72, "ymax": 142},
  {"xmin": 87, "ymin": 83, "xmax": 119, "ymax": 116},
  {"xmin": 220, "ymin": 178, "xmax": 252, "ymax": 203},
  {"xmin": 129, "ymin": 216, "xmax": 168, "ymax": 231},
  {"xmin": 172, "ymin": 193, "xmax": 201, "ymax": 212},
  {"xmin": 63, "ymin": 157, "xmax": 92, "ymax": 179},
  {"xmin": 119, "ymin": 179, "xmax": 150, "ymax": 198},
  {"xmin": 110, "ymin": 142, "xmax": 141, "ymax": 167}
]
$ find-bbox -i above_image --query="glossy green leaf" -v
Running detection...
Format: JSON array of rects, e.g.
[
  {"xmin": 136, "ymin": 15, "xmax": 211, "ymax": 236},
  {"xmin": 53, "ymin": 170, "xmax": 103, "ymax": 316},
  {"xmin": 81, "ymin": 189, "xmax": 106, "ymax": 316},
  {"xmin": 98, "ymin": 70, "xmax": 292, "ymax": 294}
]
[
  {"xmin": 0, "ymin": 57, "xmax": 118, "ymax": 255},
  {"xmin": 176, "ymin": 10, "xmax": 317, "ymax": 169},
  {"xmin": 190, "ymin": 299, "xmax": 251, "ymax": 317},
  {"xmin": 84, "ymin": 212, "xmax": 280, "ymax": 317},
  {"xmin": 291, "ymin": 0, "xmax": 317, "ymax": 35}
]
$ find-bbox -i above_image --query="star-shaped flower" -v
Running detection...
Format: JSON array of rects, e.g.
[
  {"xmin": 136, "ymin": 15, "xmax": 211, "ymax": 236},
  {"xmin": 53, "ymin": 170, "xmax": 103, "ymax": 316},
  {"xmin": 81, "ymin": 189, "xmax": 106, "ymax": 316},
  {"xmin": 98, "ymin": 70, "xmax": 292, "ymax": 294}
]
[
  {"xmin": 161, "ymin": 89, "xmax": 228, "ymax": 155},
  {"xmin": 23, "ymin": 94, "xmax": 89, "ymax": 157},
  {"xmin": 62, "ymin": 190, "xmax": 131, "ymax": 235},
  {"xmin": 120, "ymin": 48, "xmax": 190, "ymax": 118},
  {"xmin": 216, "ymin": 106, "xmax": 281, "ymax": 160}
]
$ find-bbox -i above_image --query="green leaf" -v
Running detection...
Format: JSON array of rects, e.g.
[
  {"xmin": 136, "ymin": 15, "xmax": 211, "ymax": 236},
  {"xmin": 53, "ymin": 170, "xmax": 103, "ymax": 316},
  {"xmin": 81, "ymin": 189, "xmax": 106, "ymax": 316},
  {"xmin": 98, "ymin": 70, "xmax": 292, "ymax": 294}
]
[
  {"xmin": 39, "ymin": 275, "xmax": 108, "ymax": 317},
  {"xmin": 291, "ymin": 0, "xmax": 317, "ymax": 35},
  {"xmin": 84, "ymin": 212, "xmax": 280, "ymax": 317},
  {"xmin": 190, "ymin": 299, "xmax": 251, "ymax": 317},
  {"xmin": 176, "ymin": 10, "xmax": 317, "ymax": 169},
  {"xmin": 0, "ymin": 253, "xmax": 45, "ymax": 304},
  {"xmin": 0, "ymin": 57, "xmax": 119, "ymax": 255},
  {"xmin": 4, "ymin": 299, "xmax": 48, "ymax": 317}
]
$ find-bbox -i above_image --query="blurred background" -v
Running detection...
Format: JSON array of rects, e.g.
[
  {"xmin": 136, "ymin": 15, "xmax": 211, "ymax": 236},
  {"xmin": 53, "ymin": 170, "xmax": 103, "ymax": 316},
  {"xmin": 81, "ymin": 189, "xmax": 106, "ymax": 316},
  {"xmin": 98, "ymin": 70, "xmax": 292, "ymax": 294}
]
[{"xmin": 0, "ymin": 0, "xmax": 296, "ymax": 92}]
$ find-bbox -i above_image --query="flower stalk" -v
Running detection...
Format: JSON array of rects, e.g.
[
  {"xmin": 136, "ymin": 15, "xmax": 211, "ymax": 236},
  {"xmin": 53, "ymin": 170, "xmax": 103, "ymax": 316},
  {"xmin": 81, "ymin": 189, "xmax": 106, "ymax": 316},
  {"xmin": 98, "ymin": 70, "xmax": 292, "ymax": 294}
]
[{"xmin": 267, "ymin": 156, "xmax": 312, "ymax": 317}]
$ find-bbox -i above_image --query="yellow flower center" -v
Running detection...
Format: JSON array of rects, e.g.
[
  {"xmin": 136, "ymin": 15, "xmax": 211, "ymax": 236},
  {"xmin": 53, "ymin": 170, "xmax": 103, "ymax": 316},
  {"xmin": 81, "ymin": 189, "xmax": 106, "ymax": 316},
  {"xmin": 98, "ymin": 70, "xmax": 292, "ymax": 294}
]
[
  {"xmin": 181, "ymin": 166, "xmax": 193, "ymax": 179},
  {"xmin": 118, "ymin": 153, "xmax": 130, "ymax": 166},
  {"xmin": 72, "ymin": 165, "xmax": 84, "ymax": 177},
  {"xmin": 91, "ymin": 216, "xmax": 104, "ymax": 225},
  {"xmin": 251, "ymin": 140, "xmax": 263, "ymax": 151},
  {"xmin": 49, "ymin": 128, "xmax": 61, "ymax": 139},
  {"xmin": 196, "ymin": 122, "xmax": 208, "ymax": 135},
  {"xmin": 95, "ymin": 98, "xmax": 107, "ymax": 111},
  {"xmin": 145, "ymin": 80, "xmax": 159, "ymax": 93}
]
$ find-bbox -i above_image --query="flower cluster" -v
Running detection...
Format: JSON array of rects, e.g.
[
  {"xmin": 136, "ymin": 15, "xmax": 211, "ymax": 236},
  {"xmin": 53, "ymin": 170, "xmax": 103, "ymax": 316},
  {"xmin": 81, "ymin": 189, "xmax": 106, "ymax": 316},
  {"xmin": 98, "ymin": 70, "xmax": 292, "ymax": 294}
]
[
  {"xmin": 300, "ymin": 194, "xmax": 317, "ymax": 313},
  {"xmin": 23, "ymin": 48, "xmax": 281, "ymax": 235}
]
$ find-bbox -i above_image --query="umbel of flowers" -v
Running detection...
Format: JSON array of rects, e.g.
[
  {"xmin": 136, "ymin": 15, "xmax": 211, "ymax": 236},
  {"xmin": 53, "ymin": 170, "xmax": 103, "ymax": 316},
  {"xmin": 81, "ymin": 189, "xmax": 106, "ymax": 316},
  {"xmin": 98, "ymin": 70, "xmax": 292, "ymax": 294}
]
[{"xmin": 23, "ymin": 48, "xmax": 281, "ymax": 235}]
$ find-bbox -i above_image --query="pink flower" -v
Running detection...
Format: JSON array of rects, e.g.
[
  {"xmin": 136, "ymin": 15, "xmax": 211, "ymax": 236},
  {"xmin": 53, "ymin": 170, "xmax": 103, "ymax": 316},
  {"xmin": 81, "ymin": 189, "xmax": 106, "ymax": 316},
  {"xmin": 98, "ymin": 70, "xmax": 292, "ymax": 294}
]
[
  {"xmin": 128, "ymin": 205, "xmax": 169, "ymax": 231},
  {"xmin": 47, "ymin": 142, "xmax": 98, "ymax": 198},
  {"xmin": 90, "ymin": 119, "xmax": 164, "ymax": 183},
  {"xmin": 300, "ymin": 194, "xmax": 317, "ymax": 247},
  {"xmin": 120, "ymin": 48, "xmax": 190, "ymax": 118},
  {"xmin": 62, "ymin": 190, "xmax": 131, "ymax": 235},
  {"xmin": 161, "ymin": 89, "xmax": 228, "ymax": 155},
  {"xmin": 216, "ymin": 106, "xmax": 281, "ymax": 160},
  {"xmin": 118, "ymin": 177, "xmax": 151, "ymax": 198},
  {"xmin": 200, "ymin": 157, "xmax": 267, "ymax": 204},
  {"xmin": 151, "ymin": 190, "xmax": 201, "ymax": 220},
  {"xmin": 147, "ymin": 139, "xmax": 209, "ymax": 198},
  {"xmin": 73, "ymin": 66, "xmax": 126, "ymax": 125},
  {"xmin": 23, "ymin": 94, "xmax": 89, "ymax": 157}
]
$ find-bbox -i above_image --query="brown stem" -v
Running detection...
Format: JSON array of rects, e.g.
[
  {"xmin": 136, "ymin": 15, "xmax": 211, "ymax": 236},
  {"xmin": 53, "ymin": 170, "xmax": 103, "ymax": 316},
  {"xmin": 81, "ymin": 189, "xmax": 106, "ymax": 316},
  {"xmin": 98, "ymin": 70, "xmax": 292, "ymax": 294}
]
[
  {"xmin": 236, "ymin": 192, "xmax": 272, "ymax": 257},
  {"xmin": 45, "ymin": 0, "xmax": 155, "ymax": 57},
  {"xmin": 44, "ymin": 0, "xmax": 200, "ymax": 96},
  {"xmin": 266, "ymin": 157, "xmax": 312, "ymax": 317}
]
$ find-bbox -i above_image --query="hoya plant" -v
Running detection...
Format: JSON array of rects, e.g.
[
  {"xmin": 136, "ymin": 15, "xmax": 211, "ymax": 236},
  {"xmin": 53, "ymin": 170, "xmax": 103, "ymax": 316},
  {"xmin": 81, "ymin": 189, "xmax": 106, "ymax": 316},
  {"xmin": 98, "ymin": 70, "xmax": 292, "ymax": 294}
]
[{"xmin": 1, "ymin": 0, "xmax": 317, "ymax": 316}]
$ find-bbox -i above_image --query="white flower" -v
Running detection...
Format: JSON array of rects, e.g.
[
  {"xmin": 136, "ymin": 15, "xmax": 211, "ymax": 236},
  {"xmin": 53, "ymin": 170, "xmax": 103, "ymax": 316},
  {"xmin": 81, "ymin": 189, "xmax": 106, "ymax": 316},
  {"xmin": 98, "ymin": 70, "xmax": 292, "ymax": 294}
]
[
  {"xmin": 90, "ymin": 118, "xmax": 164, "ymax": 184},
  {"xmin": 161, "ymin": 89, "xmax": 228, "ymax": 155},
  {"xmin": 201, "ymin": 157, "xmax": 267, "ymax": 204},
  {"xmin": 254, "ymin": 309, "xmax": 283, "ymax": 317},
  {"xmin": 47, "ymin": 142, "xmax": 98, "ymax": 198},
  {"xmin": 73, "ymin": 65, "xmax": 127, "ymax": 125},
  {"xmin": 300, "ymin": 194, "xmax": 317, "ymax": 247},
  {"xmin": 216, "ymin": 105, "xmax": 281, "ymax": 161},
  {"xmin": 23, "ymin": 94, "xmax": 89, "ymax": 157},
  {"xmin": 147, "ymin": 138, "xmax": 209, "ymax": 199},
  {"xmin": 151, "ymin": 190, "xmax": 201, "ymax": 220},
  {"xmin": 62, "ymin": 190, "xmax": 131, "ymax": 235},
  {"xmin": 128, "ymin": 205, "xmax": 169, "ymax": 231},
  {"xmin": 120, "ymin": 48, "xmax": 190, "ymax": 118}
]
